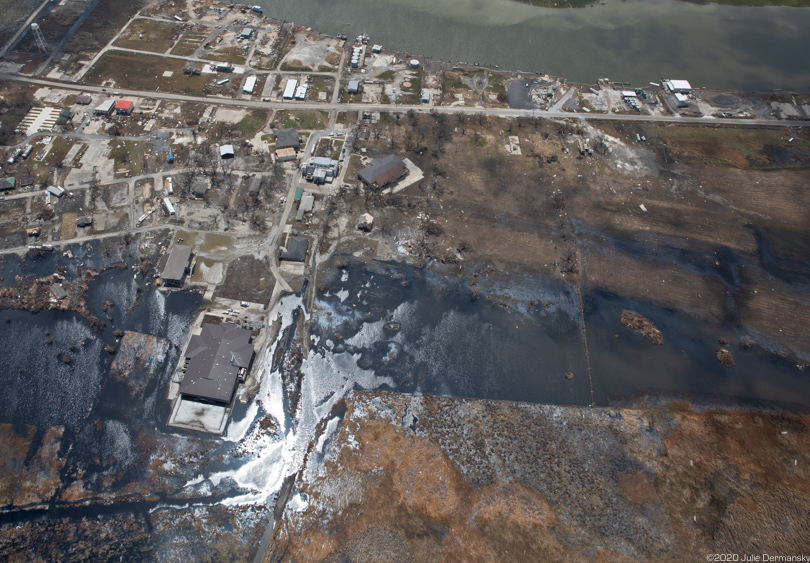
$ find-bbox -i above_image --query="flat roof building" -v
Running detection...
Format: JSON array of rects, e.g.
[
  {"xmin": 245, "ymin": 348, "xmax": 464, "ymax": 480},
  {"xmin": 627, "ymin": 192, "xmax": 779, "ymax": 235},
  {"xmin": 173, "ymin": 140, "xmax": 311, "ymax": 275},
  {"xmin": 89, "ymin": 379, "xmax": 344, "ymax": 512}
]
[
  {"xmin": 301, "ymin": 157, "xmax": 338, "ymax": 182},
  {"xmin": 283, "ymin": 79, "xmax": 298, "ymax": 100},
  {"xmin": 359, "ymin": 154, "xmax": 408, "ymax": 189},
  {"xmin": 46, "ymin": 185, "xmax": 65, "ymax": 198},
  {"xmin": 665, "ymin": 79, "xmax": 692, "ymax": 93},
  {"xmin": 276, "ymin": 147, "xmax": 297, "ymax": 162},
  {"xmin": 93, "ymin": 99, "xmax": 115, "ymax": 116},
  {"xmin": 161, "ymin": 244, "xmax": 192, "ymax": 287},
  {"xmin": 243, "ymin": 75, "xmax": 257, "ymax": 94},
  {"xmin": 76, "ymin": 94, "xmax": 92, "ymax": 105},
  {"xmin": 179, "ymin": 323, "xmax": 254, "ymax": 404},
  {"xmin": 296, "ymin": 193, "xmax": 314, "ymax": 221},
  {"xmin": 115, "ymin": 100, "xmax": 134, "ymax": 115},
  {"xmin": 274, "ymin": 128, "xmax": 299, "ymax": 150},
  {"xmin": 674, "ymin": 93, "xmax": 690, "ymax": 107},
  {"xmin": 76, "ymin": 216, "xmax": 93, "ymax": 228},
  {"xmin": 280, "ymin": 236, "xmax": 308, "ymax": 262}
]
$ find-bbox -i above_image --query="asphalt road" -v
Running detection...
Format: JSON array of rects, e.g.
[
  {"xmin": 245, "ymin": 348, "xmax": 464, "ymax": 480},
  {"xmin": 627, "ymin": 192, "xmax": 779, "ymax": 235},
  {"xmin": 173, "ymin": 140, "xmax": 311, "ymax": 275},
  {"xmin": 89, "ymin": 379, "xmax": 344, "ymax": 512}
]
[{"xmin": 3, "ymin": 72, "xmax": 809, "ymax": 128}]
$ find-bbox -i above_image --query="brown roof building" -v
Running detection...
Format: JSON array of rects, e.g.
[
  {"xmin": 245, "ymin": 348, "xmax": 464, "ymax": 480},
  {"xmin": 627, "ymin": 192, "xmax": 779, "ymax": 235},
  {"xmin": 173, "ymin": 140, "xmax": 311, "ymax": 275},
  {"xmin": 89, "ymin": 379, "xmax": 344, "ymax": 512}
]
[
  {"xmin": 358, "ymin": 154, "xmax": 408, "ymax": 189},
  {"xmin": 179, "ymin": 323, "xmax": 254, "ymax": 404}
]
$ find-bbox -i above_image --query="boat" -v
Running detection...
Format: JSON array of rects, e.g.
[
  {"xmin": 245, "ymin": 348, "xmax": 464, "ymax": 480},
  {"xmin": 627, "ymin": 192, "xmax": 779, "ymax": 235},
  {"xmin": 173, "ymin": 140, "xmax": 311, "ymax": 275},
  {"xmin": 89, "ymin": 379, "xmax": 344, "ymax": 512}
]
[{"xmin": 251, "ymin": 5, "xmax": 263, "ymax": 13}]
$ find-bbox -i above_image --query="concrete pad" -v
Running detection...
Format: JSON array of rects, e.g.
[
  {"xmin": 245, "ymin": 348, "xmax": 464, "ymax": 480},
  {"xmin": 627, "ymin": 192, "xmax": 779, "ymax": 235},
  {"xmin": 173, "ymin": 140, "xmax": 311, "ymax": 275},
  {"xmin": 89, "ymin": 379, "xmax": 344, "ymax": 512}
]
[
  {"xmin": 214, "ymin": 107, "xmax": 247, "ymax": 123},
  {"xmin": 779, "ymin": 103, "xmax": 800, "ymax": 118},
  {"xmin": 168, "ymin": 397, "xmax": 229, "ymax": 434},
  {"xmin": 162, "ymin": 71, "xmax": 174, "ymax": 77},
  {"xmin": 388, "ymin": 158, "xmax": 424, "ymax": 194},
  {"xmin": 279, "ymin": 261, "xmax": 306, "ymax": 276}
]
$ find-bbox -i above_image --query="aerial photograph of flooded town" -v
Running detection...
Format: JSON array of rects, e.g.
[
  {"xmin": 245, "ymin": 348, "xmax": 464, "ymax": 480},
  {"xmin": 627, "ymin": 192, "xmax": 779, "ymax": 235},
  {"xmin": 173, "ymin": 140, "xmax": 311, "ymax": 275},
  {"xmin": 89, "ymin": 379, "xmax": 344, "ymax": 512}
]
[{"xmin": 0, "ymin": 0, "xmax": 808, "ymax": 559}]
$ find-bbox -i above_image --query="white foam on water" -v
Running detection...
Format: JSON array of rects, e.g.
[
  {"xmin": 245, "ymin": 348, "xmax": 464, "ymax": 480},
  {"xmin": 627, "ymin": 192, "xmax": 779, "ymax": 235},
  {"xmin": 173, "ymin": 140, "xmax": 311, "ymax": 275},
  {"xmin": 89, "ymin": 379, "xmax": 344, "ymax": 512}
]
[{"xmin": 212, "ymin": 293, "xmax": 394, "ymax": 508}]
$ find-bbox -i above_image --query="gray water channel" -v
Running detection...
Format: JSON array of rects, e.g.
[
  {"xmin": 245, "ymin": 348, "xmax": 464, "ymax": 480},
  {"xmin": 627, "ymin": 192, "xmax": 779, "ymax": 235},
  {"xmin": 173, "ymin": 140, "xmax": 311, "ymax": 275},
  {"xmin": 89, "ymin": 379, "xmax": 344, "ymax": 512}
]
[
  {"xmin": 312, "ymin": 259, "xmax": 810, "ymax": 410},
  {"xmin": 261, "ymin": 0, "xmax": 810, "ymax": 91}
]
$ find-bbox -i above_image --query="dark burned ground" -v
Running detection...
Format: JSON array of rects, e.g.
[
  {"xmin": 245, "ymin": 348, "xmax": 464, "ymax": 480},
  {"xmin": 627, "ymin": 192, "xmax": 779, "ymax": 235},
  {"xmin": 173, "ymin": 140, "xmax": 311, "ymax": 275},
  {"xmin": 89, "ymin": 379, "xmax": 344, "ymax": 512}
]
[
  {"xmin": 213, "ymin": 255, "xmax": 275, "ymax": 304},
  {"xmin": 275, "ymin": 391, "xmax": 810, "ymax": 562},
  {"xmin": 337, "ymin": 115, "xmax": 810, "ymax": 365}
]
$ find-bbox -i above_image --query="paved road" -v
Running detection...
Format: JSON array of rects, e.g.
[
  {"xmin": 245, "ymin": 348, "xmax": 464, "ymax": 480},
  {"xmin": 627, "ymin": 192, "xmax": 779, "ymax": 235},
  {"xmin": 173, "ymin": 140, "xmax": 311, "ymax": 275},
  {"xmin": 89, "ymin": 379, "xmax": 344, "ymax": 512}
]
[{"xmin": 3, "ymin": 72, "xmax": 809, "ymax": 128}]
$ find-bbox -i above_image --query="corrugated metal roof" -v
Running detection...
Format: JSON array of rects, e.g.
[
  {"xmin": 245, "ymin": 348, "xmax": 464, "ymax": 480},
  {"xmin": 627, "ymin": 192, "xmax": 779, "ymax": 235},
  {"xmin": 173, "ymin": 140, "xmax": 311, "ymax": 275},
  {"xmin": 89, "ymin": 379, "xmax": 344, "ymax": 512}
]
[{"xmin": 162, "ymin": 245, "xmax": 192, "ymax": 282}]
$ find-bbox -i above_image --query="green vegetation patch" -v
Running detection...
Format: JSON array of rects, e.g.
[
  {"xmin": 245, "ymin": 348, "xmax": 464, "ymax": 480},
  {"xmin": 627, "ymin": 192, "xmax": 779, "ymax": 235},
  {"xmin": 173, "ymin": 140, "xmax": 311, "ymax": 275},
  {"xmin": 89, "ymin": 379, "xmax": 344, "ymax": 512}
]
[
  {"xmin": 236, "ymin": 110, "xmax": 269, "ymax": 137},
  {"xmin": 84, "ymin": 51, "xmax": 209, "ymax": 96},
  {"xmin": 109, "ymin": 141, "xmax": 151, "ymax": 176},
  {"xmin": 308, "ymin": 75, "xmax": 333, "ymax": 100},
  {"xmin": 114, "ymin": 19, "xmax": 185, "ymax": 53},
  {"xmin": 345, "ymin": 154, "xmax": 364, "ymax": 179},
  {"xmin": 280, "ymin": 61, "xmax": 313, "ymax": 72},
  {"xmin": 201, "ymin": 48, "xmax": 247, "ymax": 65},
  {"xmin": 280, "ymin": 111, "xmax": 328, "ymax": 130},
  {"xmin": 170, "ymin": 28, "xmax": 211, "ymax": 56}
]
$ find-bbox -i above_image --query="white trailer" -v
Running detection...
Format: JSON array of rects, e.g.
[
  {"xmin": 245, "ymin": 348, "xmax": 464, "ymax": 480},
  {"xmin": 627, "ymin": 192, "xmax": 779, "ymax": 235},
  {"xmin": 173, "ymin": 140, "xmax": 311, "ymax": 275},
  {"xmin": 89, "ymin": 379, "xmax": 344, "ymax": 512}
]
[
  {"xmin": 166, "ymin": 177, "xmax": 173, "ymax": 195},
  {"xmin": 163, "ymin": 197, "xmax": 176, "ymax": 215}
]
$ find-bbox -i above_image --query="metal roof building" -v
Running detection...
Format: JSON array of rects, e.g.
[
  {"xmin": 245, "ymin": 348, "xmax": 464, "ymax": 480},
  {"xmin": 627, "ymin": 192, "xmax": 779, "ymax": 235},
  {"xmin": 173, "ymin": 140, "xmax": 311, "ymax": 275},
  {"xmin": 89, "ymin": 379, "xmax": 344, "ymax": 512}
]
[
  {"xmin": 0, "ymin": 177, "xmax": 15, "ymax": 191},
  {"xmin": 240, "ymin": 28, "xmax": 253, "ymax": 39},
  {"xmin": 179, "ymin": 323, "xmax": 254, "ymax": 404},
  {"xmin": 274, "ymin": 128, "xmax": 299, "ymax": 149},
  {"xmin": 161, "ymin": 244, "xmax": 192, "ymax": 287},
  {"xmin": 115, "ymin": 100, "xmax": 134, "ymax": 115},
  {"xmin": 243, "ymin": 75, "xmax": 257, "ymax": 94},
  {"xmin": 296, "ymin": 193, "xmax": 314, "ymax": 221},
  {"xmin": 358, "ymin": 154, "xmax": 408, "ymax": 188},
  {"xmin": 283, "ymin": 79, "xmax": 298, "ymax": 100},
  {"xmin": 665, "ymin": 79, "xmax": 692, "ymax": 93},
  {"xmin": 347, "ymin": 80, "xmax": 360, "ymax": 94},
  {"xmin": 93, "ymin": 99, "xmax": 115, "ymax": 115},
  {"xmin": 76, "ymin": 94, "xmax": 92, "ymax": 105},
  {"xmin": 46, "ymin": 185, "xmax": 65, "ymax": 198},
  {"xmin": 220, "ymin": 144, "xmax": 235, "ymax": 159}
]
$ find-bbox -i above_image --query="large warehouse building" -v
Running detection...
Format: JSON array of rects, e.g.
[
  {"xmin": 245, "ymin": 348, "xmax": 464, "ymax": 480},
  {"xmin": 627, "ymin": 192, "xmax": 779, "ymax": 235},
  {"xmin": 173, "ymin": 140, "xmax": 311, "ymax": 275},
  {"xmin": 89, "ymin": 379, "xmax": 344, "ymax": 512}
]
[{"xmin": 179, "ymin": 323, "xmax": 254, "ymax": 405}]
